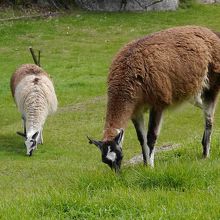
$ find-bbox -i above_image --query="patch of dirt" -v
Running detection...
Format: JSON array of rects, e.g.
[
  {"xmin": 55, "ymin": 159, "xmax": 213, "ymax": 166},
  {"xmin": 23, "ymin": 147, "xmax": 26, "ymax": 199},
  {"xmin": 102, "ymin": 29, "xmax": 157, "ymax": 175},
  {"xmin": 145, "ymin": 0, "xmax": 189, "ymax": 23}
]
[
  {"xmin": 0, "ymin": 11, "xmax": 61, "ymax": 22},
  {"xmin": 58, "ymin": 95, "xmax": 106, "ymax": 113},
  {"xmin": 124, "ymin": 143, "xmax": 181, "ymax": 165}
]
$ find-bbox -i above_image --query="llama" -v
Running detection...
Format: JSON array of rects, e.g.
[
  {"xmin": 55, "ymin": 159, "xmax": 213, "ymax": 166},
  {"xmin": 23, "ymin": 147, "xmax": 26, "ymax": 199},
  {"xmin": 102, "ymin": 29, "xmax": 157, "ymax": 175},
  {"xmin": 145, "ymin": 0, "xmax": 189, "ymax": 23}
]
[
  {"xmin": 88, "ymin": 26, "xmax": 220, "ymax": 172},
  {"xmin": 11, "ymin": 64, "xmax": 58, "ymax": 156}
]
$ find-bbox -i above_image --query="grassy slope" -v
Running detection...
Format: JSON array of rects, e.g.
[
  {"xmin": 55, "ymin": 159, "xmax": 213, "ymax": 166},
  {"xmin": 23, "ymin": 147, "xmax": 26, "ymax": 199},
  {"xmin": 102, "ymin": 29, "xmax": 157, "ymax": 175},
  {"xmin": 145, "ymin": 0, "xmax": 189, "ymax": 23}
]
[{"xmin": 1, "ymin": 4, "xmax": 220, "ymax": 219}]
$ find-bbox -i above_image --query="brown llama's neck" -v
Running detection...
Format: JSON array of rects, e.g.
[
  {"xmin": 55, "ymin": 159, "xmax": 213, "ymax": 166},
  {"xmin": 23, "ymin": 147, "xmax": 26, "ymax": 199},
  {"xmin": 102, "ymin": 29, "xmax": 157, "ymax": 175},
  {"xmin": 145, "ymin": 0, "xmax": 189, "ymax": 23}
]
[{"xmin": 103, "ymin": 98, "xmax": 134, "ymax": 141}]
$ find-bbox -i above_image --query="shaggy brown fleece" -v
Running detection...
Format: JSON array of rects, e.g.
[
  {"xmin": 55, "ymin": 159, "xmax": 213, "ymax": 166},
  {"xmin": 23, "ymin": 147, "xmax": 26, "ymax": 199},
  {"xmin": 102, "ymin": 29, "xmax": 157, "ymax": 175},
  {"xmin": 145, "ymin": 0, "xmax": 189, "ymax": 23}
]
[{"xmin": 104, "ymin": 26, "xmax": 220, "ymax": 140}]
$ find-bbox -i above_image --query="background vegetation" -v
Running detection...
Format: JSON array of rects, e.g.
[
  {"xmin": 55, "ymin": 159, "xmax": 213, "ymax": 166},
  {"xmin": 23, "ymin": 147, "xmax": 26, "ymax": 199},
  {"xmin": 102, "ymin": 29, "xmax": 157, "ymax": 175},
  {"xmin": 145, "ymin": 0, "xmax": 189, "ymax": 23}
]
[
  {"xmin": 0, "ymin": 0, "xmax": 195, "ymax": 10},
  {"xmin": 0, "ymin": 3, "xmax": 220, "ymax": 219}
]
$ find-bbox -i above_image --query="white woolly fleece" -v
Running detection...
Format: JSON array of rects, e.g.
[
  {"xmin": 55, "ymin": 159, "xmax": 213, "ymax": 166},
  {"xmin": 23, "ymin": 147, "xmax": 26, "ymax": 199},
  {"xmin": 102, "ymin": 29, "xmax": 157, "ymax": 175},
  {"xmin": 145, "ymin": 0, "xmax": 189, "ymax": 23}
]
[{"xmin": 14, "ymin": 74, "xmax": 58, "ymax": 132}]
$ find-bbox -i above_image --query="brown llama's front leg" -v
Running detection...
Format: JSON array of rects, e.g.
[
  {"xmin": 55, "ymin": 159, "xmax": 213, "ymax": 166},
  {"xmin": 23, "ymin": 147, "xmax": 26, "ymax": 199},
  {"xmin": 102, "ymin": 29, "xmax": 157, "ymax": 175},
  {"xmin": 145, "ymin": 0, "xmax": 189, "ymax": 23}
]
[
  {"xmin": 147, "ymin": 108, "xmax": 163, "ymax": 167},
  {"xmin": 132, "ymin": 113, "xmax": 148, "ymax": 165}
]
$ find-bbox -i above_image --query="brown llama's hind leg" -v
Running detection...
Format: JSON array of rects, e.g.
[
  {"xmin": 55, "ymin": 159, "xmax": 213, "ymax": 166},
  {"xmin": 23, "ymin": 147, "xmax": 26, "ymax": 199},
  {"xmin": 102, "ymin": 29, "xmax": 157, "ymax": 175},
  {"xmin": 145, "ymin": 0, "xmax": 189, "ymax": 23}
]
[
  {"xmin": 202, "ymin": 89, "xmax": 218, "ymax": 158},
  {"xmin": 147, "ymin": 108, "xmax": 163, "ymax": 167}
]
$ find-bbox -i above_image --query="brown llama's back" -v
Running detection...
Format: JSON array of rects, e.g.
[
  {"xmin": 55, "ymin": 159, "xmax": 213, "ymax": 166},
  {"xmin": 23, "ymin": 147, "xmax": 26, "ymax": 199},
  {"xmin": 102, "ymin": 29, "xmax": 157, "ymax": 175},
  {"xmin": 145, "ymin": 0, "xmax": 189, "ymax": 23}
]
[{"xmin": 108, "ymin": 26, "xmax": 220, "ymax": 109}]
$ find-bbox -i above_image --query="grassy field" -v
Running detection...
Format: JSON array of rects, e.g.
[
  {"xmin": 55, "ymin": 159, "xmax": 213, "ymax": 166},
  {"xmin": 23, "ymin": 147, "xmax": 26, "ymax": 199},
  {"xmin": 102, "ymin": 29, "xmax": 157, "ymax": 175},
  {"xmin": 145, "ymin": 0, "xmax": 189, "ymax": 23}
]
[{"xmin": 1, "ymin": 3, "xmax": 220, "ymax": 219}]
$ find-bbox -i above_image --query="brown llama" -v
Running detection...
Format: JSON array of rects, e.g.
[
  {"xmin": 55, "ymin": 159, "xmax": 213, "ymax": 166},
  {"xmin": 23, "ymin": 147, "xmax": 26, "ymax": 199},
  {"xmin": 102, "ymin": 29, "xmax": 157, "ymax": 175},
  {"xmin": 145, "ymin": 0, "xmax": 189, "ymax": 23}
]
[{"xmin": 88, "ymin": 26, "xmax": 220, "ymax": 172}]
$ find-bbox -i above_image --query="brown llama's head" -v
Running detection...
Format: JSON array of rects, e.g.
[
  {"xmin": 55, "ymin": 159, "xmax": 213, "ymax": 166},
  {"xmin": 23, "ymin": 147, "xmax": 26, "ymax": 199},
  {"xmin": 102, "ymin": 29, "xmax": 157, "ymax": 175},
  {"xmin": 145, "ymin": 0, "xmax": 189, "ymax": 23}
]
[{"xmin": 87, "ymin": 129, "xmax": 124, "ymax": 172}]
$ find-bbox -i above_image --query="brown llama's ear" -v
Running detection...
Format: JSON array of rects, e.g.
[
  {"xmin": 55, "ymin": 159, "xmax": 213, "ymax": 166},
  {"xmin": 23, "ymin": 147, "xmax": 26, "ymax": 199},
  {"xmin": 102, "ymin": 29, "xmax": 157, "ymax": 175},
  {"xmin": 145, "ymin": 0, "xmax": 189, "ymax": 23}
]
[
  {"xmin": 114, "ymin": 128, "xmax": 124, "ymax": 145},
  {"xmin": 16, "ymin": 131, "xmax": 26, "ymax": 138},
  {"xmin": 87, "ymin": 136, "xmax": 103, "ymax": 150}
]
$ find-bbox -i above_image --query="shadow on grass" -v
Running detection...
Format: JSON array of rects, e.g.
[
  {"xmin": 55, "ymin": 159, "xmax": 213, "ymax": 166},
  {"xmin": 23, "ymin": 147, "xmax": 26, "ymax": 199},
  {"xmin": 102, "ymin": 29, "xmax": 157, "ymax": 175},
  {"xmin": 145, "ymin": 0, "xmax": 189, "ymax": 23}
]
[{"xmin": 0, "ymin": 133, "xmax": 25, "ymax": 155}]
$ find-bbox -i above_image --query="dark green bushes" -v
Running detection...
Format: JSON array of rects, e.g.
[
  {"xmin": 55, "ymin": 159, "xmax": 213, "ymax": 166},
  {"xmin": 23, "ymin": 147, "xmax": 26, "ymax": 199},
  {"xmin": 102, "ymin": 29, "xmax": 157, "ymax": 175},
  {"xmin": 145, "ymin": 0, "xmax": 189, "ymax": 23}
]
[
  {"xmin": 179, "ymin": 0, "xmax": 197, "ymax": 8},
  {"xmin": 0, "ymin": 0, "xmax": 76, "ymax": 9}
]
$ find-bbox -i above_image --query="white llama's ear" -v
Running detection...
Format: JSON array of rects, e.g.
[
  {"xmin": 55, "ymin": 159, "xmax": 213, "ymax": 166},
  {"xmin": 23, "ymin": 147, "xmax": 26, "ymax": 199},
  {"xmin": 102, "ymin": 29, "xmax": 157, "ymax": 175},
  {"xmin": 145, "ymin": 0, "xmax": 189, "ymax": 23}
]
[
  {"xmin": 16, "ymin": 131, "xmax": 26, "ymax": 138},
  {"xmin": 32, "ymin": 131, "xmax": 39, "ymax": 140}
]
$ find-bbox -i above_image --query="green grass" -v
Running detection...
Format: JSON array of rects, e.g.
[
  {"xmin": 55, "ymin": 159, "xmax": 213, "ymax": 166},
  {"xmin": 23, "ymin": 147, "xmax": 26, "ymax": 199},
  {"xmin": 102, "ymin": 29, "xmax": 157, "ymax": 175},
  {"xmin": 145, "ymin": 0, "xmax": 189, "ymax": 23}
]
[{"xmin": 1, "ymin": 4, "xmax": 220, "ymax": 219}]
